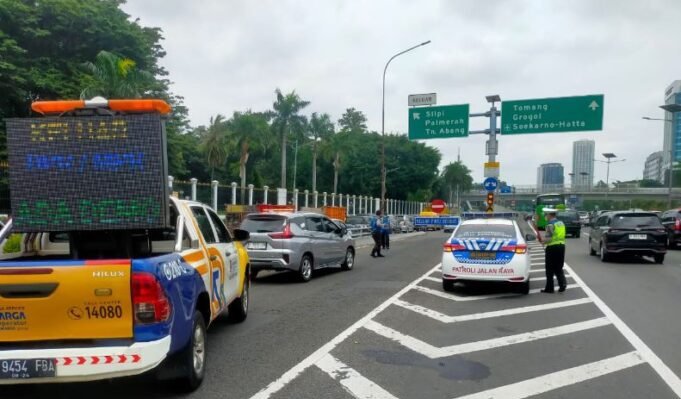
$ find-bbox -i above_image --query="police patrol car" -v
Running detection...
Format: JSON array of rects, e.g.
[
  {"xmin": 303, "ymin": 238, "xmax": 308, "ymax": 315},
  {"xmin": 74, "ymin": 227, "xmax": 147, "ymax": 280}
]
[{"xmin": 442, "ymin": 213, "xmax": 533, "ymax": 294}]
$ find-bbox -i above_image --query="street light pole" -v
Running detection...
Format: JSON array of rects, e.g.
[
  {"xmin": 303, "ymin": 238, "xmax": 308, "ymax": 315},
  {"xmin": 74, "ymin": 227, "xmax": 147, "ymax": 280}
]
[
  {"xmin": 595, "ymin": 153, "xmax": 625, "ymax": 203},
  {"xmin": 381, "ymin": 40, "xmax": 431, "ymax": 211}
]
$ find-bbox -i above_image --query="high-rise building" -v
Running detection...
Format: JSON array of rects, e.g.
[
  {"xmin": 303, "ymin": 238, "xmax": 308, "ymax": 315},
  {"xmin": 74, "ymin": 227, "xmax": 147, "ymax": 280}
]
[
  {"xmin": 571, "ymin": 140, "xmax": 595, "ymax": 190},
  {"xmin": 537, "ymin": 163, "xmax": 564, "ymax": 193},
  {"xmin": 643, "ymin": 151, "xmax": 664, "ymax": 183},
  {"xmin": 663, "ymin": 80, "xmax": 681, "ymax": 176}
]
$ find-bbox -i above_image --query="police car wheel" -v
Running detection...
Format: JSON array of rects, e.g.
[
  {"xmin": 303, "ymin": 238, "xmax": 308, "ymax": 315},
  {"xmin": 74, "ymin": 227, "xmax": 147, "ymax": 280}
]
[
  {"xmin": 442, "ymin": 279, "xmax": 455, "ymax": 292},
  {"xmin": 228, "ymin": 274, "xmax": 249, "ymax": 323},
  {"xmin": 518, "ymin": 279, "xmax": 530, "ymax": 295},
  {"xmin": 173, "ymin": 310, "xmax": 206, "ymax": 392}
]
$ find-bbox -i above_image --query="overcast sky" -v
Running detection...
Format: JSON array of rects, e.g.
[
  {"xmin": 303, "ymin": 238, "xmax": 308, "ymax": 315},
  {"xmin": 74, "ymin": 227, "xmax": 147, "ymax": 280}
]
[{"xmin": 122, "ymin": 0, "xmax": 681, "ymax": 186}]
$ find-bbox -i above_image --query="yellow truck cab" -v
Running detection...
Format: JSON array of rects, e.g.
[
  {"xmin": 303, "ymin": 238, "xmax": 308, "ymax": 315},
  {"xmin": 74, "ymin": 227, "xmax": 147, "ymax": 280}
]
[{"xmin": 0, "ymin": 98, "xmax": 250, "ymax": 391}]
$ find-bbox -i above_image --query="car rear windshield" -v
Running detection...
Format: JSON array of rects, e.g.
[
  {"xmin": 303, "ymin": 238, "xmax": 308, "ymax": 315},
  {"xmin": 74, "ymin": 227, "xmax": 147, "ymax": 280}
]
[
  {"xmin": 611, "ymin": 214, "xmax": 662, "ymax": 229},
  {"xmin": 454, "ymin": 224, "xmax": 516, "ymax": 239},
  {"xmin": 241, "ymin": 215, "xmax": 287, "ymax": 233},
  {"xmin": 557, "ymin": 211, "xmax": 579, "ymax": 221}
]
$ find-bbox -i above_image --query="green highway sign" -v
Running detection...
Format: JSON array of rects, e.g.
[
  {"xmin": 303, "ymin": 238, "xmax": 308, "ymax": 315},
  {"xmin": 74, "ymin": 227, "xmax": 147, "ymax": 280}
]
[
  {"xmin": 501, "ymin": 94, "xmax": 604, "ymax": 135},
  {"xmin": 408, "ymin": 104, "xmax": 469, "ymax": 140}
]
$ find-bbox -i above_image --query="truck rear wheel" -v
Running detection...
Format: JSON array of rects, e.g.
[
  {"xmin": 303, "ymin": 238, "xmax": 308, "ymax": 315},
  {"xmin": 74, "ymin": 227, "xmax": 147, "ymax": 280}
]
[{"xmin": 173, "ymin": 310, "xmax": 206, "ymax": 392}]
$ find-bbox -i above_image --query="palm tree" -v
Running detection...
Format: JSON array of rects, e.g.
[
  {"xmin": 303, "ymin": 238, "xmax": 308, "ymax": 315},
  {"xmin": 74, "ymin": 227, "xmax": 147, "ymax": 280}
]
[
  {"xmin": 80, "ymin": 50, "xmax": 154, "ymax": 99},
  {"xmin": 201, "ymin": 115, "xmax": 228, "ymax": 181},
  {"xmin": 271, "ymin": 89, "xmax": 310, "ymax": 189},
  {"xmin": 226, "ymin": 111, "xmax": 270, "ymax": 202},
  {"xmin": 321, "ymin": 131, "xmax": 351, "ymax": 194},
  {"xmin": 308, "ymin": 113, "xmax": 334, "ymax": 193}
]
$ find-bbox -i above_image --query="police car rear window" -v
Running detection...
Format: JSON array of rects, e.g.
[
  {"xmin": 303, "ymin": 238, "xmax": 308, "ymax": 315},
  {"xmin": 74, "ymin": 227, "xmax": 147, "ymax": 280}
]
[{"xmin": 454, "ymin": 225, "xmax": 515, "ymax": 239}]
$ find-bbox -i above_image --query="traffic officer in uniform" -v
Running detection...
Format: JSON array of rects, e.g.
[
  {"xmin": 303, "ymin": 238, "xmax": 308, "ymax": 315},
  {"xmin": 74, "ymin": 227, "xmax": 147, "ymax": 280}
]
[
  {"xmin": 370, "ymin": 210, "xmax": 385, "ymax": 258},
  {"xmin": 541, "ymin": 208, "xmax": 567, "ymax": 293}
]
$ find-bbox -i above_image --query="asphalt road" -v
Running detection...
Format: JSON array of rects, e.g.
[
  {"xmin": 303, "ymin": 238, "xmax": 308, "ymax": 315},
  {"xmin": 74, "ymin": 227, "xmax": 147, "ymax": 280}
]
[{"xmin": 5, "ymin": 227, "xmax": 681, "ymax": 398}]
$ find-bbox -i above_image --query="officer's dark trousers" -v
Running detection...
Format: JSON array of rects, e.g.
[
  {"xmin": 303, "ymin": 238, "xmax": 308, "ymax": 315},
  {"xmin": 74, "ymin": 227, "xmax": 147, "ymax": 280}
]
[
  {"xmin": 371, "ymin": 232, "xmax": 382, "ymax": 256},
  {"xmin": 382, "ymin": 231, "xmax": 390, "ymax": 249},
  {"xmin": 544, "ymin": 244, "xmax": 566, "ymax": 292}
]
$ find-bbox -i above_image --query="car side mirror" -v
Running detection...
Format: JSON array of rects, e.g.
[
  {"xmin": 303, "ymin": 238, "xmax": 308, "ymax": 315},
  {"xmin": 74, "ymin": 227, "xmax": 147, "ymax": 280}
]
[
  {"xmin": 233, "ymin": 229, "xmax": 250, "ymax": 241},
  {"xmin": 525, "ymin": 233, "xmax": 537, "ymax": 242}
]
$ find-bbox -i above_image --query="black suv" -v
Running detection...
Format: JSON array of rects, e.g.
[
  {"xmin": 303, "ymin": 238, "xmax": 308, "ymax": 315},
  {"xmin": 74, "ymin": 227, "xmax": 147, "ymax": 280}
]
[
  {"xmin": 588, "ymin": 211, "xmax": 667, "ymax": 263},
  {"xmin": 557, "ymin": 210, "xmax": 581, "ymax": 238},
  {"xmin": 660, "ymin": 209, "xmax": 681, "ymax": 248}
]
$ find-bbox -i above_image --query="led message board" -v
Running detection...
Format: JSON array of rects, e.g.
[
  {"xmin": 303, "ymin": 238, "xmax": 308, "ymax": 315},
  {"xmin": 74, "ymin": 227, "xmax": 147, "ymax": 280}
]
[{"xmin": 5, "ymin": 114, "xmax": 169, "ymax": 232}]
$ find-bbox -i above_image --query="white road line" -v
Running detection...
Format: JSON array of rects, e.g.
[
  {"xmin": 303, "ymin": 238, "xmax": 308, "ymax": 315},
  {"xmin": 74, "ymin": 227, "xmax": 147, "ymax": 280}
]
[
  {"xmin": 564, "ymin": 263, "xmax": 681, "ymax": 396},
  {"xmin": 412, "ymin": 284, "xmax": 579, "ymax": 301},
  {"xmin": 316, "ymin": 354, "xmax": 398, "ymax": 399},
  {"xmin": 363, "ymin": 317, "xmax": 610, "ymax": 359},
  {"xmin": 532, "ymin": 274, "xmax": 571, "ymax": 281},
  {"xmin": 529, "ymin": 269, "xmax": 546, "ymax": 274},
  {"xmin": 393, "ymin": 298, "xmax": 592, "ymax": 323},
  {"xmin": 424, "ymin": 276, "xmax": 440, "ymax": 283},
  {"xmin": 249, "ymin": 263, "xmax": 442, "ymax": 399},
  {"xmin": 453, "ymin": 351, "xmax": 645, "ymax": 399}
]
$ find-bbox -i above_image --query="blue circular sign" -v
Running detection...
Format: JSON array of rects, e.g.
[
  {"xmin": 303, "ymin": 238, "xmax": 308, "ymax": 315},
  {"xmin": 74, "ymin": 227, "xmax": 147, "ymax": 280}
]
[{"xmin": 483, "ymin": 177, "xmax": 498, "ymax": 192}]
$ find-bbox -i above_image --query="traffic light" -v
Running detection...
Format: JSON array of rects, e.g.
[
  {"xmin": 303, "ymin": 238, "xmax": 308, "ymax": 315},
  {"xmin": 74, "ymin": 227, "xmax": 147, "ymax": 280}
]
[{"xmin": 486, "ymin": 192, "xmax": 495, "ymax": 212}]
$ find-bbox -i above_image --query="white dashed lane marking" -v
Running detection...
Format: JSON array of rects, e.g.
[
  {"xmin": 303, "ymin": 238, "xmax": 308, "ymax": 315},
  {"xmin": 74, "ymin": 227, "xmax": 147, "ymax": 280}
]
[
  {"xmin": 453, "ymin": 351, "xmax": 646, "ymax": 399},
  {"xmin": 252, "ymin": 241, "xmax": 681, "ymax": 399},
  {"xmin": 363, "ymin": 317, "xmax": 611, "ymax": 359},
  {"xmin": 393, "ymin": 297, "xmax": 592, "ymax": 324}
]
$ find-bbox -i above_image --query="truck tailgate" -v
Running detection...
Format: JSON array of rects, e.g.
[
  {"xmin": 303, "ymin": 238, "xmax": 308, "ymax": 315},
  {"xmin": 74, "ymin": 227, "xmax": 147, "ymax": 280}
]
[{"xmin": 0, "ymin": 259, "xmax": 133, "ymax": 342}]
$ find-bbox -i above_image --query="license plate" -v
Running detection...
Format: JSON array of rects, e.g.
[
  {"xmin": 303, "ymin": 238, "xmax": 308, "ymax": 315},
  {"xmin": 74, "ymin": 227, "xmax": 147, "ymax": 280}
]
[
  {"xmin": 470, "ymin": 251, "xmax": 497, "ymax": 260},
  {"xmin": 247, "ymin": 242, "xmax": 267, "ymax": 250},
  {"xmin": 0, "ymin": 359, "xmax": 56, "ymax": 379},
  {"xmin": 629, "ymin": 234, "xmax": 647, "ymax": 240}
]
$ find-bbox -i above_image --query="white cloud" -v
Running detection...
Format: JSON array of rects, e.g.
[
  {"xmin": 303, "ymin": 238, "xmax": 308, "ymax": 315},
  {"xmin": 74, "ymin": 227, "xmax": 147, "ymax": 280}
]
[{"xmin": 122, "ymin": 0, "xmax": 681, "ymax": 185}]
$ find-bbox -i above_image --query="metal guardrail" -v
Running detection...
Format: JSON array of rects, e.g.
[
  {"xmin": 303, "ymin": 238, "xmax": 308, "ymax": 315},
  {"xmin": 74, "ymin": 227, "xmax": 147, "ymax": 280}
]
[{"xmin": 348, "ymin": 226, "xmax": 372, "ymax": 238}]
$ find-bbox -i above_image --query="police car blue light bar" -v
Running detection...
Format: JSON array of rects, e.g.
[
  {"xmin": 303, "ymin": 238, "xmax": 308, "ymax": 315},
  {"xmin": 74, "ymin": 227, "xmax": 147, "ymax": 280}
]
[{"xmin": 461, "ymin": 212, "xmax": 518, "ymax": 220}]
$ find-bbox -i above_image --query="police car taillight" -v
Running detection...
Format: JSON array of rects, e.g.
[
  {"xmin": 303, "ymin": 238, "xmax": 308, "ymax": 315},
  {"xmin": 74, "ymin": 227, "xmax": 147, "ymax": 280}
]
[
  {"xmin": 515, "ymin": 244, "xmax": 527, "ymax": 254},
  {"xmin": 443, "ymin": 243, "xmax": 465, "ymax": 252},
  {"xmin": 132, "ymin": 272, "xmax": 171, "ymax": 324}
]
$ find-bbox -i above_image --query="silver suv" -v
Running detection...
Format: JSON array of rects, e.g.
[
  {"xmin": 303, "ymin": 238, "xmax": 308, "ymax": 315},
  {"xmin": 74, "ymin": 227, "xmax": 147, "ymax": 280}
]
[{"xmin": 240, "ymin": 212, "xmax": 356, "ymax": 282}]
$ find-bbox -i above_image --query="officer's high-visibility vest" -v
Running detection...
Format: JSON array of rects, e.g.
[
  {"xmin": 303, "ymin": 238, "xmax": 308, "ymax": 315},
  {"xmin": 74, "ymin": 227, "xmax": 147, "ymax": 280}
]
[{"xmin": 547, "ymin": 219, "xmax": 566, "ymax": 246}]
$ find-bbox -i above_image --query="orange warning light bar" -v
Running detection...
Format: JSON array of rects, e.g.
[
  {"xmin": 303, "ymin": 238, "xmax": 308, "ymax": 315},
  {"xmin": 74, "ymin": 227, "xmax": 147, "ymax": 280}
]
[
  {"xmin": 31, "ymin": 99, "xmax": 171, "ymax": 115},
  {"xmin": 108, "ymin": 99, "xmax": 171, "ymax": 114},
  {"xmin": 31, "ymin": 100, "xmax": 85, "ymax": 115}
]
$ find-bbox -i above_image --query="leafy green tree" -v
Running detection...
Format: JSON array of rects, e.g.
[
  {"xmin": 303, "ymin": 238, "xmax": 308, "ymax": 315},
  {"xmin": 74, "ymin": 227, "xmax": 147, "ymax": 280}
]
[
  {"xmin": 80, "ymin": 50, "xmax": 155, "ymax": 98},
  {"xmin": 0, "ymin": 0, "xmax": 167, "ymax": 120},
  {"xmin": 271, "ymin": 89, "xmax": 309, "ymax": 189},
  {"xmin": 201, "ymin": 115, "xmax": 228, "ymax": 180},
  {"xmin": 338, "ymin": 107, "xmax": 367, "ymax": 134},
  {"xmin": 308, "ymin": 112, "xmax": 334, "ymax": 193}
]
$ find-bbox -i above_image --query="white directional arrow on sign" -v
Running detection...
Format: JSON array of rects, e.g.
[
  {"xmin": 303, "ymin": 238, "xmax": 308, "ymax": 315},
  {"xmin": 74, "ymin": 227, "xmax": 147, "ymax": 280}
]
[
  {"xmin": 589, "ymin": 101, "xmax": 599, "ymax": 111},
  {"xmin": 413, "ymin": 112, "xmax": 420, "ymax": 120}
]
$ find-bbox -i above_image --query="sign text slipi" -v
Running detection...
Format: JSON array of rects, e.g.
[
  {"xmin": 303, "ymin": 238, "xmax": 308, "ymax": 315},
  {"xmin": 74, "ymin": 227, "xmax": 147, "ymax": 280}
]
[{"xmin": 409, "ymin": 104, "xmax": 469, "ymax": 140}]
